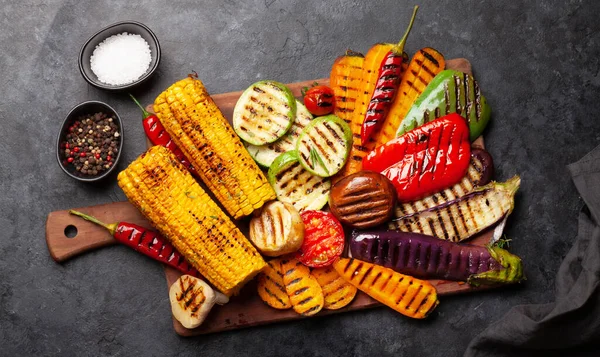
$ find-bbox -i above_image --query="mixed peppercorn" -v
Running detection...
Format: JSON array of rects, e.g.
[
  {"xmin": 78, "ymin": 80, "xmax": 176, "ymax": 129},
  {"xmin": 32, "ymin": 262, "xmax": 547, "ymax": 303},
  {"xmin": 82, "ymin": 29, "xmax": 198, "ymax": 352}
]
[{"xmin": 60, "ymin": 112, "xmax": 120, "ymax": 176}]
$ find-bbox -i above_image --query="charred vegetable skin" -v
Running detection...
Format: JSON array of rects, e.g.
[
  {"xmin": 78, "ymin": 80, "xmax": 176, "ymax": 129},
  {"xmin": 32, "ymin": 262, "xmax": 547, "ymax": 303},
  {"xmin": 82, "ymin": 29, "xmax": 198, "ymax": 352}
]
[
  {"xmin": 397, "ymin": 70, "xmax": 492, "ymax": 141},
  {"xmin": 361, "ymin": 6, "xmax": 418, "ymax": 145},
  {"xmin": 350, "ymin": 230, "xmax": 524, "ymax": 285},
  {"xmin": 391, "ymin": 176, "xmax": 521, "ymax": 242},
  {"xmin": 364, "ymin": 114, "xmax": 471, "ymax": 202},
  {"xmin": 154, "ymin": 76, "xmax": 275, "ymax": 219},
  {"xmin": 69, "ymin": 210, "xmax": 200, "ymax": 277},
  {"xmin": 334, "ymin": 258, "xmax": 438, "ymax": 319},
  {"xmin": 130, "ymin": 95, "xmax": 199, "ymax": 179},
  {"xmin": 118, "ymin": 146, "xmax": 266, "ymax": 296},
  {"xmin": 372, "ymin": 47, "xmax": 446, "ymax": 147},
  {"xmin": 395, "ymin": 148, "xmax": 494, "ymax": 218},
  {"xmin": 329, "ymin": 171, "xmax": 397, "ymax": 229}
]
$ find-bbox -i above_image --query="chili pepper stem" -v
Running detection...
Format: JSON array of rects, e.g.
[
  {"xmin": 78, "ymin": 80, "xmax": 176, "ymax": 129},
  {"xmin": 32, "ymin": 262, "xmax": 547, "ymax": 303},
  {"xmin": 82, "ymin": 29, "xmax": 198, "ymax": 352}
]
[
  {"xmin": 129, "ymin": 94, "xmax": 151, "ymax": 119},
  {"xmin": 69, "ymin": 210, "xmax": 118, "ymax": 236},
  {"xmin": 392, "ymin": 5, "xmax": 419, "ymax": 54}
]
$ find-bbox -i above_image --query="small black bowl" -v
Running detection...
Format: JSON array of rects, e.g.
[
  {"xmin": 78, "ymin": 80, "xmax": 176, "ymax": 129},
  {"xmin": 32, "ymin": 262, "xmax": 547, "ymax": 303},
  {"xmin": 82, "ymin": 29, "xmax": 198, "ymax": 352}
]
[
  {"xmin": 79, "ymin": 21, "xmax": 160, "ymax": 91},
  {"xmin": 56, "ymin": 101, "xmax": 124, "ymax": 182}
]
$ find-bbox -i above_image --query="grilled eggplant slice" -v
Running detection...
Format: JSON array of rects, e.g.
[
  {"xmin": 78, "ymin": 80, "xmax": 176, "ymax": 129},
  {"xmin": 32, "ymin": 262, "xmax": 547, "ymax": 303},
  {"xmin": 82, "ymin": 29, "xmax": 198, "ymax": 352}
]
[
  {"xmin": 312, "ymin": 266, "xmax": 357, "ymax": 310},
  {"xmin": 390, "ymin": 176, "xmax": 520, "ymax": 242},
  {"xmin": 268, "ymin": 151, "xmax": 331, "ymax": 212},
  {"xmin": 233, "ymin": 80, "xmax": 296, "ymax": 145},
  {"xmin": 334, "ymin": 258, "xmax": 439, "ymax": 319},
  {"xmin": 329, "ymin": 171, "xmax": 397, "ymax": 229},
  {"xmin": 249, "ymin": 201, "xmax": 304, "ymax": 257},
  {"xmin": 395, "ymin": 148, "xmax": 494, "ymax": 218},
  {"xmin": 246, "ymin": 100, "xmax": 314, "ymax": 168},
  {"xmin": 257, "ymin": 259, "xmax": 292, "ymax": 309},
  {"xmin": 281, "ymin": 257, "xmax": 324, "ymax": 316},
  {"xmin": 169, "ymin": 275, "xmax": 229, "ymax": 329},
  {"xmin": 296, "ymin": 115, "xmax": 352, "ymax": 177},
  {"xmin": 350, "ymin": 230, "xmax": 524, "ymax": 285}
]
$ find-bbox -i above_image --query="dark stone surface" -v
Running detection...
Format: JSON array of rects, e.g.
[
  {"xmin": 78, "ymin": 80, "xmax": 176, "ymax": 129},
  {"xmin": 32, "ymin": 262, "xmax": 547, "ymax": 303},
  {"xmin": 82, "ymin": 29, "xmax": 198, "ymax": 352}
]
[{"xmin": 1, "ymin": 0, "xmax": 599, "ymax": 356}]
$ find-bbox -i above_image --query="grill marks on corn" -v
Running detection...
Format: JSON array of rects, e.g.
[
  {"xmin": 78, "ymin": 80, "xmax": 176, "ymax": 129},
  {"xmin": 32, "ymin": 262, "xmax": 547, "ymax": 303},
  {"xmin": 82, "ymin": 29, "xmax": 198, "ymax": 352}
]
[
  {"xmin": 373, "ymin": 48, "xmax": 445, "ymax": 146},
  {"xmin": 391, "ymin": 185, "xmax": 514, "ymax": 242},
  {"xmin": 239, "ymin": 83, "xmax": 293, "ymax": 143},
  {"xmin": 273, "ymin": 159, "xmax": 331, "ymax": 212},
  {"xmin": 257, "ymin": 259, "xmax": 291, "ymax": 309},
  {"xmin": 153, "ymin": 77, "xmax": 275, "ymax": 219},
  {"xmin": 282, "ymin": 258, "xmax": 324, "ymax": 316},
  {"xmin": 334, "ymin": 258, "xmax": 438, "ymax": 319},
  {"xmin": 117, "ymin": 145, "xmax": 266, "ymax": 296},
  {"xmin": 395, "ymin": 155, "xmax": 487, "ymax": 218}
]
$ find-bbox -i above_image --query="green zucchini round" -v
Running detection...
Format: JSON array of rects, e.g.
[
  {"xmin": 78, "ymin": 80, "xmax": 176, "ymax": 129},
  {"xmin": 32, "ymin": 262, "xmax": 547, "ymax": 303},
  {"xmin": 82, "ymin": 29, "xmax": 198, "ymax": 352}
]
[
  {"xmin": 295, "ymin": 115, "xmax": 352, "ymax": 177},
  {"xmin": 233, "ymin": 80, "xmax": 296, "ymax": 145},
  {"xmin": 267, "ymin": 151, "xmax": 331, "ymax": 212},
  {"xmin": 246, "ymin": 100, "xmax": 313, "ymax": 168}
]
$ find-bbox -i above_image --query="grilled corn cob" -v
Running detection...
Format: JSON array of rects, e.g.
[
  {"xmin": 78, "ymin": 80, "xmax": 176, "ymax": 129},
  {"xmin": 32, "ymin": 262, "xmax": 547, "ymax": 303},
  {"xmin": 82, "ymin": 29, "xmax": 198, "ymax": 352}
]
[
  {"xmin": 117, "ymin": 145, "xmax": 266, "ymax": 296},
  {"xmin": 153, "ymin": 76, "xmax": 276, "ymax": 219}
]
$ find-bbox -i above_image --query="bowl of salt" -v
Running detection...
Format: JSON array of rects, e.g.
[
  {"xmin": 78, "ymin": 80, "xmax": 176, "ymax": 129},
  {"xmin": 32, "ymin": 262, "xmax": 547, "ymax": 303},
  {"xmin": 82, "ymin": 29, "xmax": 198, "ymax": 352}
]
[{"xmin": 79, "ymin": 21, "xmax": 160, "ymax": 91}]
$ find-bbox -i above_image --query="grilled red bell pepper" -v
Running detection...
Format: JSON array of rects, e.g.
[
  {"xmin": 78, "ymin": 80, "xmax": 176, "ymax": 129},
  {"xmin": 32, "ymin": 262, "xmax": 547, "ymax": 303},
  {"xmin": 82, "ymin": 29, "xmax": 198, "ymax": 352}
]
[
  {"xmin": 69, "ymin": 210, "xmax": 200, "ymax": 277},
  {"xmin": 361, "ymin": 6, "xmax": 418, "ymax": 146},
  {"xmin": 130, "ymin": 95, "xmax": 199, "ymax": 179},
  {"xmin": 363, "ymin": 113, "xmax": 471, "ymax": 202}
]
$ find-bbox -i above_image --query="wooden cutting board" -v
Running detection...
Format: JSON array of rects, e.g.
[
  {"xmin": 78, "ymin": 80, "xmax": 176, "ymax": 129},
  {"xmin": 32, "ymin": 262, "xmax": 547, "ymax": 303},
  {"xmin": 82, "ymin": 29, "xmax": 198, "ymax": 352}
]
[{"xmin": 47, "ymin": 58, "xmax": 496, "ymax": 336}]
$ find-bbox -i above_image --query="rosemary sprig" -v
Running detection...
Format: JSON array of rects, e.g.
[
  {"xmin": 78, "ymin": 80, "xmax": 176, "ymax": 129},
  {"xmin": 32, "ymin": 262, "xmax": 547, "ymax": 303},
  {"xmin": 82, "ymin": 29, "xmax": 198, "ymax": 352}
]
[{"xmin": 309, "ymin": 147, "xmax": 330, "ymax": 175}]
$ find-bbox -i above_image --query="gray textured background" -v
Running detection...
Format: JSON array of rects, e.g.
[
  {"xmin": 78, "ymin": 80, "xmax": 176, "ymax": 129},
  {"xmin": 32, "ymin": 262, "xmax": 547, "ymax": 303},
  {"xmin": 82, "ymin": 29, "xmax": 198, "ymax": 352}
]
[{"xmin": 1, "ymin": 0, "xmax": 599, "ymax": 356}]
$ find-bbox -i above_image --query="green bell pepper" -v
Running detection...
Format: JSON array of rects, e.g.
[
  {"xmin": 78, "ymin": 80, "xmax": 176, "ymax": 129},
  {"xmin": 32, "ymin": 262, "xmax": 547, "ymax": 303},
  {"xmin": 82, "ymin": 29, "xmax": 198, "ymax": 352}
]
[{"xmin": 395, "ymin": 69, "xmax": 491, "ymax": 142}]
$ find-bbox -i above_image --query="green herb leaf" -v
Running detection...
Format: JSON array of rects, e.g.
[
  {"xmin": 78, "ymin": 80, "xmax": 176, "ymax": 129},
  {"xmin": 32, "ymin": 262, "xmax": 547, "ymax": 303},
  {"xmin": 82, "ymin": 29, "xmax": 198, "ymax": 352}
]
[
  {"xmin": 185, "ymin": 191, "xmax": 197, "ymax": 199},
  {"xmin": 209, "ymin": 215, "xmax": 218, "ymax": 219},
  {"xmin": 309, "ymin": 147, "xmax": 330, "ymax": 175}
]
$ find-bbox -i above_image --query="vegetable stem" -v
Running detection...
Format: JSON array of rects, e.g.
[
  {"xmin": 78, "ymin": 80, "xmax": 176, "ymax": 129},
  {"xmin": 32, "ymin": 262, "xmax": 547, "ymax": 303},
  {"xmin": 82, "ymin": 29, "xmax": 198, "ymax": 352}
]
[
  {"xmin": 69, "ymin": 210, "xmax": 118, "ymax": 236},
  {"xmin": 129, "ymin": 94, "xmax": 151, "ymax": 119},
  {"xmin": 393, "ymin": 5, "xmax": 419, "ymax": 54}
]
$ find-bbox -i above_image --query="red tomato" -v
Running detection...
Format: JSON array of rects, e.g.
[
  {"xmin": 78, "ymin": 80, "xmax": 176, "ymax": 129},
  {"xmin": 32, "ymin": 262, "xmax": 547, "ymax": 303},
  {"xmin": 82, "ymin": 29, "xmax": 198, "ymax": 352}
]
[
  {"xmin": 296, "ymin": 210, "xmax": 345, "ymax": 268},
  {"xmin": 303, "ymin": 85, "xmax": 335, "ymax": 116}
]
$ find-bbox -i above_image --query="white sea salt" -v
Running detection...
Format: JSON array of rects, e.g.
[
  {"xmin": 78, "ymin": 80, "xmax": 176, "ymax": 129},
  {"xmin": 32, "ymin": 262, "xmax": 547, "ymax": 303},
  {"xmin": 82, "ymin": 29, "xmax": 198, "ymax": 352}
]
[{"xmin": 90, "ymin": 32, "xmax": 152, "ymax": 86}]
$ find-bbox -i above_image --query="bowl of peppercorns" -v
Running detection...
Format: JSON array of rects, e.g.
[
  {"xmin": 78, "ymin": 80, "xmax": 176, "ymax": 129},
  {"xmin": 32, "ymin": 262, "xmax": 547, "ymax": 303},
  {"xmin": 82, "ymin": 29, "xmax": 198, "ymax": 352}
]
[{"xmin": 57, "ymin": 101, "xmax": 123, "ymax": 182}]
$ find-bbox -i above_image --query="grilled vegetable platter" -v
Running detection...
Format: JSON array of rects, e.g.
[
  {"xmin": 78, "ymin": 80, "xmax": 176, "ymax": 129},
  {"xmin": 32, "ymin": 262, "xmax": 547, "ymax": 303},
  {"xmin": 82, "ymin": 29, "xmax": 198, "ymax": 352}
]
[{"xmin": 47, "ymin": 6, "xmax": 525, "ymax": 336}]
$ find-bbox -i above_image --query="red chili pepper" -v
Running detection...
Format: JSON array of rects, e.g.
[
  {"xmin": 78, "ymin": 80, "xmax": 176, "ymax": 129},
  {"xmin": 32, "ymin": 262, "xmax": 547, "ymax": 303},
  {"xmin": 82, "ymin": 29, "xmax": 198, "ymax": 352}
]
[
  {"xmin": 69, "ymin": 210, "xmax": 200, "ymax": 277},
  {"xmin": 363, "ymin": 113, "xmax": 471, "ymax": 202},
  {"xmin": 361, "ymin": 6, "xmax": 418, "ymax": 146},
  {"xmin": 130, "ymin": 94, "xmax": 199, "ymax": 179}
]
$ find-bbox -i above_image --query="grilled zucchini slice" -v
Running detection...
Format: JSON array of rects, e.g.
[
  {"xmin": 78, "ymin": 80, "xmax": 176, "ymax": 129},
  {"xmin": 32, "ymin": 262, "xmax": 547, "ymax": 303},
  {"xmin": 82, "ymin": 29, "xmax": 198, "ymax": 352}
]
[
  {"xmin": 246, "ymin": 100, "xmax": 314, "ymax": 168},
  {"xmin": 296, "ymin": 115, "xmax": 352, "ymax": 177},
  {"xmin": 233, "ymin": 80, "xmax": 296, "ymax": 145},
  {"xmin": 268, "ymin": 151, "xmax": 331, "ymax": 212}
]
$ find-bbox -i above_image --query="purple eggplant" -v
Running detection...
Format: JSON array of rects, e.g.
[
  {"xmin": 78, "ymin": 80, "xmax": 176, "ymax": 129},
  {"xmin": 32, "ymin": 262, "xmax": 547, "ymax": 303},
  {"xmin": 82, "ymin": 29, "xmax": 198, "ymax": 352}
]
[
  {"xmin": 390, "ymin": 175, "xmax": 520, "ymax": 242},
  {"xmin": 350, "ymin": 230, "xmax": 524, "ymax": 285},
  {"xmin": 395, "ymin": 148, "xmax": 495, "ymax": 218}
]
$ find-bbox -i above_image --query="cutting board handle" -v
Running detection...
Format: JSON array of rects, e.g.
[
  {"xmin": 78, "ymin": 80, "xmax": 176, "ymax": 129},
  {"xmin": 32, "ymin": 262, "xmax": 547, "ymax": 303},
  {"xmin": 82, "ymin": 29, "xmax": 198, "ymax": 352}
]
[{"xmin": 45, "ymin": 201, "xmax": 150, "ymax": 262}]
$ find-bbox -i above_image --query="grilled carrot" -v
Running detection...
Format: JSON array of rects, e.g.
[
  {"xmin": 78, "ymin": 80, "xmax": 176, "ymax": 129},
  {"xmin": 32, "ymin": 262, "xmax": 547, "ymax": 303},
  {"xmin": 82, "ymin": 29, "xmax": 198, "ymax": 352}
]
[
  {"xmin": 361, "ymin": 6, "xmax": 419, "ymax": 145},
  {"xmin": 334, "ymin": 258, "xmax": 439, "ymax": 319},
  {"xmin": 372, "ymin": 47, "xmax": 446, "ymax": 147}
]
